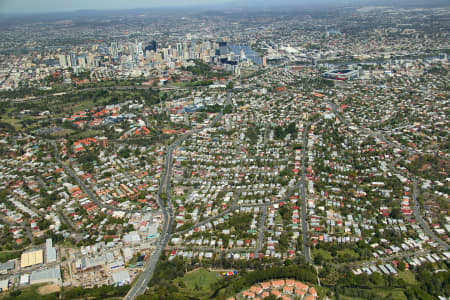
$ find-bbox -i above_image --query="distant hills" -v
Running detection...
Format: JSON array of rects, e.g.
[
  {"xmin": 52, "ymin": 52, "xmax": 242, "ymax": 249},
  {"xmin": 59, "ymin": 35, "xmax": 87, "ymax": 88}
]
[{"xmin": 0, "ymin": 0, "xmax": 448, "ymax": 21}]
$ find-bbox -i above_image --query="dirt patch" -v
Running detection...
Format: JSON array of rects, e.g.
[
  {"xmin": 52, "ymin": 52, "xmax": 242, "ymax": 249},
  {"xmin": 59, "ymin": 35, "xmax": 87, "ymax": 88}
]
[{"xmin": 38, "ymin": 284, "xmax": 61, "ymax": 295}]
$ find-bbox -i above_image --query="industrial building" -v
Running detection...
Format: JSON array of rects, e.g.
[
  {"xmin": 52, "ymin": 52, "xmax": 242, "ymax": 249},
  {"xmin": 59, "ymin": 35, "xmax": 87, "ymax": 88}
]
[
  {"xmin": 123, "ymin": 231, "xmax": 140, "ymax": 244},
  {"xmin": 0, "ymin": 261, "xmax": 15, "ymax": 275},
  {"xmin": 322, "ymin": 69, "xmax": 359, "ymax": 80},
  {"xmin": 19, "ymin": 274, "xmax": 29, "ymax": 286},
  {"xmin": 46, "ymin": 238, "xmax": 57, "ymax": 263},
  {"xmin": 20, "ymin": 250, "xmax": 43, "ymax": 268},
  {"xmin": 0, "ymin": 280, "xmax": 9, "ymax": 291},
  {"xmin": 111, "ymin": 270, "xmax": 131, "ymax": 286},
  {"xmin": 76, "ymin": 254, "xmax": 107, "ymax": 271},
  {"xmin": 30, "ymin": 266, "xmax": 62, "ymax": 286}
]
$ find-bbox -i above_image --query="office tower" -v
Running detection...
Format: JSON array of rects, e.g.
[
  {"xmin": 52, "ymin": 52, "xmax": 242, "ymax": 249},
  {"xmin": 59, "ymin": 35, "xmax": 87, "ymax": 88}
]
[
  {"xmin": 145, "ymin": 40, "xmax": 157, "ymax": 53},
  {"xmin": 176, "ymin": 43, "xmax": 183, "ymax": 57},
  {"xmin": 137, "ymin": 42, "xmax": 143, "ymax": 57},
  {"xmin": 59, "ymin": 54, "xmax": 67, "ymax": 67},
  {"xmin": 78, "ymin": 55, "xmax": 87, "ymax": 68},
  {"xmin": 240, "ymin": 48, "xmax": 246, "ymax": 60},
  {"xmin": 128, "ymin": 42, "xmax": 136, "ymax": 57},
  {"xmin": 70, "ymin": 52, "xmax": 77, "ymax": 67},
  {"xmin": 87, "ymin": 53, "xmax": 94, "ymax": 67},
  {"xmin": 111, "ymin": 41, "xmax": 119, "ymax": 60}
]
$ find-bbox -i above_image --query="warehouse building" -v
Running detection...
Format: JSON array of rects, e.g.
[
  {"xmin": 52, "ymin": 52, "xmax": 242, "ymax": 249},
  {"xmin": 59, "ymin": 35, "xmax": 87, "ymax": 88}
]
[
  {"xmin": 46, "ymin": 238, "xmax": 57, "ymax": 263},
  {"xmin": 20, "ymin": 274, "xmax": 29, "ymax": 286},
  {"xmin": 20, "ymin": 250, "xmax": 43, "ymax": 268},
  {"xmin": 30, "ymin": 266, "xmax": 61, "ymax": 286},
  {"xmin": 322, "ymin": 69, "xmax": 359, "ymax": 80},
  {"xmin": 0, "ymin": 279, "xmax": 9, "ymax": 291},
  {"xmin": 111, "ymin": 270, "xmax": 130, "ymax": 286},
  {"xmin": 0, "ymin": 261, "xmax": 15, "ymax": 275}
]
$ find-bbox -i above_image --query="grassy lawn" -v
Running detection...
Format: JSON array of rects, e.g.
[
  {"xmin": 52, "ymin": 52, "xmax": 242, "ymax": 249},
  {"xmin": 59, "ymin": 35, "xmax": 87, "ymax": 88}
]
[
  {"xmin": 175, "ymin": 268, "xmax": 221, "ymax": 298},
  {"xmin": 180, "ymin": 268, "xmax": 220, "ymax": 291},
  {"xmin": 0, "ymin": 107, "xmax": 22, "ymax": 130},
  {"xmin": 334, "ymin": 287, "xmax": 407, "ymax": 300},
  {"xmin": 63, "ymin": 99, "xmax": 97, "ymax": 113},
  {"xmin": 397, "ymin": 270, "xmax": 418, "ymax": 285},
  {"xmin": 69, "ymin": 129, "xmax": 104, "ymax": 140},
  {"xmin": 339, "ymin": 296, "xmax": 366, "ymax": 300},
  {"xmin": 372, "ymin": 288, "xmax": 407, "ymax": 300},
  {"xmin": 50, "ymin": 128, "xmax": 75, "ymax": 137}
]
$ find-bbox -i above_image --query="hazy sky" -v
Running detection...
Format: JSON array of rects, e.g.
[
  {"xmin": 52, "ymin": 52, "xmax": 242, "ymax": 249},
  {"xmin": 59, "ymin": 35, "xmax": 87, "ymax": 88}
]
[{"xmin": 0, "ymin": 0, "xmax": 234, "ymax": 14}]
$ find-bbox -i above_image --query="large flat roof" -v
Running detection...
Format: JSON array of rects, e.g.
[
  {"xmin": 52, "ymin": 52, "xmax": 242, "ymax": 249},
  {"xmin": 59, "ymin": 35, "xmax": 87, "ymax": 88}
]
[
  {"xmin": 112, "ymin": 270, "xmax": 131, "ymax": 284},
  {"xmin": 0, "ymin": 260, "xmax": 15, "ymax": 272},
  {"xmin": 20, "ymin": 250, "xmax": 43, "ymax": 268},
  {"xmin": 30, "ymin": 266, "xmax": 61, "ymax": 284}
]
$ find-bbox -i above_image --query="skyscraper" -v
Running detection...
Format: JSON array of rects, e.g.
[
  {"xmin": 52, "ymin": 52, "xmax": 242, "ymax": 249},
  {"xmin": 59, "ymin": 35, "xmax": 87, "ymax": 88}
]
[
  {"xmin": 78, "ymin": 55, "xmax": 86, "ymax": 68},
  {"xmin": 59, "ymin": 54, "xmax": 67, "ymax": 67},
  {"xmin": 176, "ymin": 43, "xmax": 183, "ymax": 57},
  {"xmin": 137, "ymin": 42, "xmax": 144, "ymax": 57},
  {"xmin": 70, "ymin": 52, "xmax": 77, "ymax": 67},
  {"xmin": 145, "ymin": 40, "xmax": 157, "ymax": 53},
  {"xmin": 110, "ymin": 41, "xmax": 119, "ymax": 60}
]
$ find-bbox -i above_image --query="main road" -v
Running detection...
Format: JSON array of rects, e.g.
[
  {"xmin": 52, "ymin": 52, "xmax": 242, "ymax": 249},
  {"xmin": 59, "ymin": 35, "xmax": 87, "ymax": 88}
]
[
  {"xmin": 255, "ymin": 205, "xmax": 266, "ymax": 257},
  {"xmin": 411, "ymin": 178, "xmax": 449, "ymax": 250},
  {"xmin": 124, "ymin": 92, "xmax": 233, "ymax": 300},
  {"xmin": 300, "ymin": 124, "xmax": 311, "ymax": 263}
]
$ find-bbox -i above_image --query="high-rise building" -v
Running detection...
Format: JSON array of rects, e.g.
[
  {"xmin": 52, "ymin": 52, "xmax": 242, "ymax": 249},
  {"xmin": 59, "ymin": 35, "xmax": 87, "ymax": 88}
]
[
  {"xmin": 176, "ymin": 43, "xmax": 183, "ymax": 57},
  {"xmin": 78, "ymin": 55, "xmax": 87, "ymax": 68},
  {"xmin": 137, "ymin": 42, "xmax": 143, "ymax": 57},
  {"xmin": 145, "ymin": 40, "xmax": 157, "ymax": 53},
  {"xmin": 87, "ymin": 54, "xmax": 94, "ymax": 67},
  {"xmin": 240, "ymin": 48, "xmax": 246, "ymax": 60},
  {"xmin": 110, "ymin": 42, "xmax": 119, "ymax": 60},
  {"xmin": 128, "ymin": 42, "xmax": 136, "ymax": 57},
  {"xmin": 70, "ymin": 52, "xmax": 77, "ymax": 67},
  {"xmin": 59, "ymin": 54, "xmax": 67, "ymax": 67},
  {"xmin": 66, "ymin": 55, "xmax": 71, "ymax": 67}
]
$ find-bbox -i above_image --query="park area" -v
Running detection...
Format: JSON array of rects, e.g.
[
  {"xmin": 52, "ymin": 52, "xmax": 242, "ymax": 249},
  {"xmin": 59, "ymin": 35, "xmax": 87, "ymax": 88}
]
[{"xmin": 175, "ymin": 268, "xmax": 222, "ymax": 298}]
